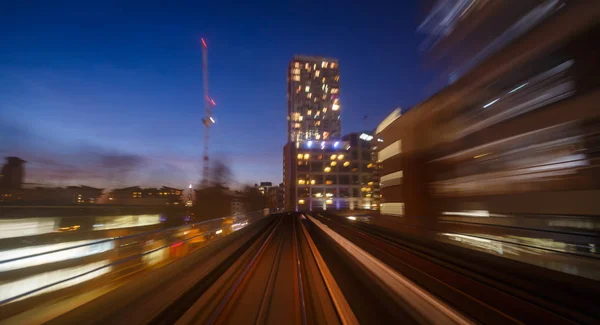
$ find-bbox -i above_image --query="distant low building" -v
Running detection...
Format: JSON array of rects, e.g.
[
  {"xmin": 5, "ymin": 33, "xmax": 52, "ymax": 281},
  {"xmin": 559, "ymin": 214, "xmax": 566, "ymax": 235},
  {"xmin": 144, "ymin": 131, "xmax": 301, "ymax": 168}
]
[
  {"xmin": 107, "ymin": 186, "xmax": 183, "ymax": 206},
  {"xmin": 0, "ymin": 185, "xmax": 104, "ymax": 205},
  {"xmin": 0, "ymin": 157, "xmax": 26, "ymax": 190}
]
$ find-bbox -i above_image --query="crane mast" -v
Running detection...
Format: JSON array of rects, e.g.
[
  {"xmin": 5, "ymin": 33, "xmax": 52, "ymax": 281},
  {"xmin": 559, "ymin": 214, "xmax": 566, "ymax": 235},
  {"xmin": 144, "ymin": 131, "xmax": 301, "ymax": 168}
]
[{"xmin": 201, "ymin": 38, "xmax": 215, "ymax": 187}]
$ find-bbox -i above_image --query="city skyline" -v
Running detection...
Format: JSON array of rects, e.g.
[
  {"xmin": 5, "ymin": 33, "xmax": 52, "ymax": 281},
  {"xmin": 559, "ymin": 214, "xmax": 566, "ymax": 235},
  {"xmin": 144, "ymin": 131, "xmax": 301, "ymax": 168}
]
[{"xmin": 0, "ymin": 1, "xmax": 438, "ymax": 189}]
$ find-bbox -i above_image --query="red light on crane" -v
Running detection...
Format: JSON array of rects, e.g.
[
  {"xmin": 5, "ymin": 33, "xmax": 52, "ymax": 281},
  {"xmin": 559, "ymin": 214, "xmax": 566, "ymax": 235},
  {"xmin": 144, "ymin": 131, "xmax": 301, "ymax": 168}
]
[
  {"xmin": 201, "ymin": 38, "xmax": 207, "ymax": 48},
  {"xmin": 210, "ymin": 99, "xmax": 216, "ymax": 106}
]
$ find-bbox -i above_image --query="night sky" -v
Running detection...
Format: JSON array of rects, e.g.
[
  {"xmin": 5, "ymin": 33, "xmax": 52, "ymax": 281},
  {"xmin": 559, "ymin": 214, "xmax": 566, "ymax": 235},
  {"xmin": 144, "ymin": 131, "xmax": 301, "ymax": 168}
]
[{"xmin": 0, "ymin": 1, "xmax": 439, "ymax": 189}]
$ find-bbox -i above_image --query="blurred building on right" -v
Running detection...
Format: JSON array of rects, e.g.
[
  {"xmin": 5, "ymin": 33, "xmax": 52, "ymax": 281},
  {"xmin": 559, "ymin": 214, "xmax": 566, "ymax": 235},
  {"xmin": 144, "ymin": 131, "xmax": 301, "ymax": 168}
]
[{"xmin": 376, "ymin": 1, "xmax": 600, "ymax": 227}]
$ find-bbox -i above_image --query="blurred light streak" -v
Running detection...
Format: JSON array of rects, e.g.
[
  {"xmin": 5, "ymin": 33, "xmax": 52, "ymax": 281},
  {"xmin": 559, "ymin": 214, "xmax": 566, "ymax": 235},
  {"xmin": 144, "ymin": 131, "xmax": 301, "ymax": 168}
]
[
  {"xmin": 0, "ymin": 260, "xmax": 111, "ymax": 303},
  {"xmin": 442, "ymin": 210, "xmax": 491, "ymax": 218},
  {"xmin": 508, "ymin": 83, "xmax": 528, "ymax": 94},
  {"xmin": 92, "ymin": 214, "xmax": 160, "ymax": 230},
  {"xmin": 0, "ymin": 240, "xmax": 114, "ymax": 272},
  {"xmin": 0, "ymin": 218, "xmax": 56, "ymax": 239},
  {"xmin": 482, "ymin": 98, "xmax": 500, "ymax": 108}
]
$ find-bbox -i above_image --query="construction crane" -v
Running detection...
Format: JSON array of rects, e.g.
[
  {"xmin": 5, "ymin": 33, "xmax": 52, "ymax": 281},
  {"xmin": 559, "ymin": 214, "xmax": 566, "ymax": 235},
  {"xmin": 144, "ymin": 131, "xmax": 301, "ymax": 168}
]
[{"xmin": 200, "ymin": 37, "xmax": 216, "ymax": 187}]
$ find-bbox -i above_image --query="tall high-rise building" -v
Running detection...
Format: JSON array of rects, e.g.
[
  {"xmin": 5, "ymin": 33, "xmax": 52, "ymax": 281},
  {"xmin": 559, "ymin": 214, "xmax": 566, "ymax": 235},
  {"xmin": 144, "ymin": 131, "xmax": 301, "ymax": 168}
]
[{"xmin": 287, "ymin": 56, "xmax": 341, "ymax": 143}]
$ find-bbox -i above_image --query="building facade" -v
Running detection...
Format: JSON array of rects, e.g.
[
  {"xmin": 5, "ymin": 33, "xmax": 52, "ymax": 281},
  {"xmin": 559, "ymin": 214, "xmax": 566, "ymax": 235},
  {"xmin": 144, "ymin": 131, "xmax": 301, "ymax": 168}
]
[
  {"xmin": 287, "ymin": 56, "xmax": 341, "ymax": 143},
  {"xmin": 283, "ymin": 137, "xmax": 376, "ymax": 211}
]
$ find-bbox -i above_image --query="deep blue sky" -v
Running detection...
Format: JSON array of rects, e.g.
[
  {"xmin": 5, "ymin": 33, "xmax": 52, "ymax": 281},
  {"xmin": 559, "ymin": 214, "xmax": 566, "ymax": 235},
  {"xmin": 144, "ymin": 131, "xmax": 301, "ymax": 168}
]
[{"xmin": 0, "ymin": 1, "xmax": 438, "ymax": 189}]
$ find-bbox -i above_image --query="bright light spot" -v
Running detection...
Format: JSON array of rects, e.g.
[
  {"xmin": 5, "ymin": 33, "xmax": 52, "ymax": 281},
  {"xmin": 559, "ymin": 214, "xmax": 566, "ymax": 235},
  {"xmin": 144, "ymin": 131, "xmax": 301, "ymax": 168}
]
[
  {"xmin": 332, "ymin": 104, "xmax": 340, "ymax": 111},
  {"xmin": 210, "ymin": 117, "xmax": 215, "ymax": 123},
  {"xmin": 330, "ymin": 161, "xmax": 337, "ymax": 166},
  {"xmin": 343, "ymin": 161, "xmax": 350, "ymax": 167},
  {"xmin": 377, "ymin": 138, "xmax": 384, "ymax": 142},
  {"xmin": 326, "ymin": 199, "xmax": 333, "ymax": 204},
  {"xmin": 324, "ymin": 167, "xmax": 331, "ymax": 172},
  {"xmin": 334, "ymin": 141, "xmax": 339, "ymax": 148},
  {"xmin": 330, "ymin": 154, "xmax": 337, "ymax": 160},
  {"xmin": 303, "ymin": 153, "xmax": 310, "ymax": 160},
  {"xmin": 189, "ymin": 184, "xmax": 193, "ymax": 189},
  {"xmin": 215, "ymin": 229, "xmax": 223, "ymax": 235},
  {"xmin": 337, "ymin": 154, "xmax": 344, "ymax": 160},
  {"xmin": 305, "ymin": 86, "xmax": 310, "ymax": 92},
  {"xmin": 307, "ymin": 141, "xmax": 313, "ymax": 148},
  {"xmin": 347, "ymin": 216, "xmax": 357, "ymax": 220},
  {"xmin": 359, "ymin": 133, "xmax": 373, "ymax": 141},
  {"xmin": 298, "ymin": 199, "xmax": 305, "ymax": 204},
  {"xmin": 483, "ymin": 98, "xmax": 500, "ymax": 108}
]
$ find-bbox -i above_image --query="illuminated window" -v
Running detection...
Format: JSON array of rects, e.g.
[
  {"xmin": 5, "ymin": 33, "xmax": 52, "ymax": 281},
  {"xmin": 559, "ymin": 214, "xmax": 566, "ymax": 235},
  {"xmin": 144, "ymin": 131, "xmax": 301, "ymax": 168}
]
[
  {"xmin": 324, "ymin": 167, "xmax": 331, "ymax": 172},
  {"xmin": 322, "ymin": 61, "xmax": 328, "ymax": 68},
  {"xmin": 305, "ymin": 86, "xmax": 310, "ymax": 92},
  {"xmin": 326, "ymin": 193, "xmax": 333, "ymax": 198},
  {"xmin": 334, "ymin": 76, "xmax": 339, "ymax": 82},
  {"xmin": 293, "ymin": 75, "xmax": 300, "ymax": 81},
  {"xmin": 326, "ymin": 199, "xmax": 333, "ymax": 204},
  {"xmin": 323, "ymin": 131, "xmax": 329, "ymax": 139},
  {"xmin": 330, "ymin": 155, "xmax": 337, "ymax": 160},
  {"xmin": 332, "ymin": 104, "xmax": 340, "ymax": 111},
  {"xmin": 315, "ymin": 133, "xmax": 321, "ymax": 140},
  {"xmin": 316, "ymin": 111, "xmax": 320, "ymax": 116},
  {"xmin": 292, "ymin": 68, "xmax": 300, "ymax": 75},
  {"xmin": 297, "ymin": 154, "xmax": 303, "ymax": 159},
  {"xmin": 303, "ymin": 153, "xmax": 310, "ymax": 160},
  {"xmin": 330, "ymin": 161, "xmax": 337, "ymax": 166},
  {"xmin": 305, "ymin": 63, "xmax": 309, "ymax": 69},
  {"xmin": 331, "ymin": 88, "xmax": 339, "ymax": 94},
  {"xmin": 330, "ymin": 62, "xmax": 337, "ymax": 69},
  {"xmin": 316, "ymin": 121, "xmax": 321, "ymax": 126},
  {"xmin": 337, "ymin": 154, "xmax": 344, "ymax": 160},
  {"xmin": 367, "ymin": 163, "xmax": 373, "ymax": 168},
  {"xmin": 307, "ymin": 109, "xmax": 312, "ymax": 115},
  {"xmin": 315, "ymin": 70, "xmax": 320, "ymax": 77},
  {"xmin": 322, "ymin": 77, "xmax": 326, "ymax": 83},
  {"xmin": 295, "ymin": 62, "xmax": 300, "ymax": 68},
  {"xmin": 323, "ymin": 107, "xmax": 327, "ymax": 113},
  {"xmin": 298, "ymin": 199, "xmax": 305, "ymax": 204},
  {"xmin": 299, "ymin": 116, "xmax": 303, "ymax": 121},
  {"xmin": 314, "ymin": 192, "xmax": 322, "ymax": 197},
  {"xmin": 294, "ymin": 123, "xmax": 301, "ymax": 128},
  {"xmin": 298, "ymin": 179, "xmax": 305, "ymax": 185},
  {"xmin": 343, "ymin": 161, "xmax": 350, "ymax": 167},
  {"xmin": 322, "ymin": 94, "xmax": 327, "ymax": 100},
  {"xmin": 310, "ymin": 180, "xmax": 316, "ymax": 185},
  {"xmin": 307, "ymin": 93, "xmax": 312, "ymax": 99}
]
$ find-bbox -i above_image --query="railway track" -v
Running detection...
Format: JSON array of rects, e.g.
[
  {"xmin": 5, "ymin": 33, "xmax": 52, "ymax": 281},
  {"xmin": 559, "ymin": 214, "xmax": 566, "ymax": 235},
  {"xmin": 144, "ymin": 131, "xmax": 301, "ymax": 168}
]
[{"xmin": 175, "ymin": 213, "xmax": 352, "ymax": 325}]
